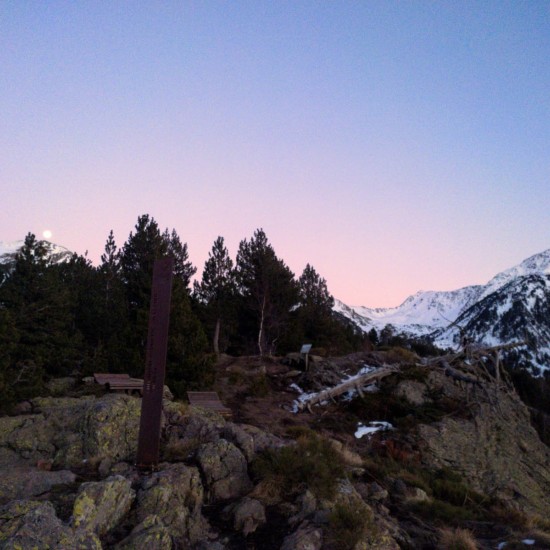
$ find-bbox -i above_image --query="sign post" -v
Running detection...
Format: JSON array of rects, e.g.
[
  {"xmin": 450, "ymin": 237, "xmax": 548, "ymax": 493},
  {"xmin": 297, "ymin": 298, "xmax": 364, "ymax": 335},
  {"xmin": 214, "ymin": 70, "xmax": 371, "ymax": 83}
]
[{"xmin": 136, "ymin": 257, "xmax": 174, "ymax": 471}]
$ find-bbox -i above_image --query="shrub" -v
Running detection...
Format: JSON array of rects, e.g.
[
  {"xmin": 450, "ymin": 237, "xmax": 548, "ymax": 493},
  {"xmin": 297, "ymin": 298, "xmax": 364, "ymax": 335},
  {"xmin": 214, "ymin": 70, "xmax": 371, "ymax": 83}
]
[
  {"xmin": 438, "ymin": 527, "xmax": 479, "ymax": 550},
  {"xmin": 252, "ymin": 432, "xmax": 346, "ymax": 500},
  {"xmin": 247, "ymin": 373, "xmax": 270, "ymax": 397},
  {"xmin": 327, "ymin": 503, "xmax": 375, "ymax": 550},
  {"xmin": 411, "ymin": 499, "xmax": 480, "ymax": 523}
]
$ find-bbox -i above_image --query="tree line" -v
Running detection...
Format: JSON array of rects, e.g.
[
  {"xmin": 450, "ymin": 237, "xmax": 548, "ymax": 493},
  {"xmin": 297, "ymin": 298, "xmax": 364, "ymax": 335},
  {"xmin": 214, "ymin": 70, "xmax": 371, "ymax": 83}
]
[{"xmin": 0, "ymin": 214, "xmax": 365, "ymax": 408}]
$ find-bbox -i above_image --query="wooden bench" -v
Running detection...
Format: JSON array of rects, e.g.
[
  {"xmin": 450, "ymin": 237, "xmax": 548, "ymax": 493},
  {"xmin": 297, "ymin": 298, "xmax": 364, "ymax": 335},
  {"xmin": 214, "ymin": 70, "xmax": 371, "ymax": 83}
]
[
  {"xmin": 94, "ymin": 373, "xmax": 144, "ymax": 396},
  {"xmin": 187, "ymin": 391, "xmax": 232, "ymax": 418}
]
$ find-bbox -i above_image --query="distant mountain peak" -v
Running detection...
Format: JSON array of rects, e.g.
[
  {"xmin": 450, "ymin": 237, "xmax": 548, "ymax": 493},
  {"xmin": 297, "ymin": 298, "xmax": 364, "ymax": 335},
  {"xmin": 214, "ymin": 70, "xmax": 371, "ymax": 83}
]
[{"xmin": 335, "ymin": 248, "xmax": 550, "ymax": 374}]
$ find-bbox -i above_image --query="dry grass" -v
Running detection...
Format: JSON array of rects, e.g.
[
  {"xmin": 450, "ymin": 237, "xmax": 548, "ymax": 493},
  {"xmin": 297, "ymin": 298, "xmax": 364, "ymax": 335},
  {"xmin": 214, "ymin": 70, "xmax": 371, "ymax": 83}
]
[
  {"xmin": 488, "ymin": 503, "xmax": 531, "ymax": 530},
  {"xmin": 438, "ymin": 527, "xmax": 479, "ymax": 550},
  {"xmin": 162, "ymin": 437, "xmax": 200, "ymax": 461}
]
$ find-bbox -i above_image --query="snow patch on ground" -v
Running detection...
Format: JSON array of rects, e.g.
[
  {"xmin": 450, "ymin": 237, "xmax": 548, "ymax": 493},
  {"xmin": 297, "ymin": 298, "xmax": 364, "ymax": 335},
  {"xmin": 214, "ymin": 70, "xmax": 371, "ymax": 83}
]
[{"xmin": 354, "ymin": 421, "xmax": 393, "ymax": 439}]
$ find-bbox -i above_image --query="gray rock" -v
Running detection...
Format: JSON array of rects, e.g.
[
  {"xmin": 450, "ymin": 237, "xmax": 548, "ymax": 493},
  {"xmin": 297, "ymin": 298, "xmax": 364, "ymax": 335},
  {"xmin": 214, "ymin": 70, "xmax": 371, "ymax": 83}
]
[
  {"xmin": 289, "ymin": 490, "xmax": 317, "ymax": 525},
  {"xmin": 81, "ymin": 394, "xmax": 141, "ymax": 464},
  {"xmin": 368, "ymin": 482, "xmax": 389, "ymax": 501},
  {"xmin": 221, "ymin": 424, "xmax": 255, "ymax": 462},
  {"xmin": 404, "ymin": 487, "xmax": 430, "ymax": 503},
  {"xmin": 115, "ymin": 514, "xmax": 172, "ymax": 550},
  {"xmin": 280, "ymin": 522, "xmax": 323, "ymax": 550},
  {"xmin": 0, "ymin": 467, "xmax": 76, "ymax": 505},
  {"xmin": 197, "ymin": 440, "xmax": 253, "ymax": 502},
  {"xmin": 136, "ymin": 463, "xmax": 209, "ymax": 544},
  {"xmin": 395, "ymin": 380, "xmax": 427, "ymax": 406},
  {"xmin": 71, "ymin": 475, "xmax": 135, "ymax": 536},
  {"xmin": 0, "ymin": 499, "xmax": 102, "ymax": 549},
  {"xmin": 239, "ymin": 424, "xmax": 285, "ymax": 455},
  {"xmin": 223, "ymin": 497, "xmax": 266, "ymax": 535}
]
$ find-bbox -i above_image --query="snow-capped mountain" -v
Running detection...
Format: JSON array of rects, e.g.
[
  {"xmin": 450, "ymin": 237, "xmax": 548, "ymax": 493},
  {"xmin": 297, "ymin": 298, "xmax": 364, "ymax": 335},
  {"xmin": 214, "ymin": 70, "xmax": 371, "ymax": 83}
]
[
  {"xmin": 335, "ymin": 249, "xmax": 550, "ymax": 372},
  {"xmin": 0, "ymin": 240, "xmax": 72, "ymax": 264},
  {"xmin": 433, "ymin": 274, "xmax": 550, "ymax": 373}
]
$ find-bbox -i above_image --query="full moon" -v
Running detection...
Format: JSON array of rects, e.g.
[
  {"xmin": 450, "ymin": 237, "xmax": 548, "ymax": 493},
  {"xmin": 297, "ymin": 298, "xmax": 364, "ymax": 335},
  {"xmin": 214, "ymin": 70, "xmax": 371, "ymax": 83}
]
[{"xmin": 43, "ymin": 230, "xmax": 52, "ymax": 239}]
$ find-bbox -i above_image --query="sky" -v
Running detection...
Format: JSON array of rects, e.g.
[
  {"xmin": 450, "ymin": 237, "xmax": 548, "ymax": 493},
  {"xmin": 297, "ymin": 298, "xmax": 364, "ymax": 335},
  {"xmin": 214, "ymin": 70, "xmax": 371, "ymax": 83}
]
[{"xmin": 1, "ymin": 2, "xmax": 549, "ymax": 307}]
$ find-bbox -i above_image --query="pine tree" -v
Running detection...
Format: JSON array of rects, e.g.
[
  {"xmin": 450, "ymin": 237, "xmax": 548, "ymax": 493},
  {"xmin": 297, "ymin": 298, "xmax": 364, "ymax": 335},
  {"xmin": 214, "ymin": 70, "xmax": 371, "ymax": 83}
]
[
  {"xmin": 0, "ymin": 233, "xmax": 79, "ymax": 387},
  {"xmin": 118, "ymin": 215, "xmax": 211, "ymax": 394},
  {"xmin": 194, "ymin": 236, "xmax": 236, "ymax": 354},
  {"xmin": 235, "ymin": 229, "xmax": 299, "ymax": 356},
  {"xmin": 299, "ymin": 264, "xmax": 334, "ymax": 312}
]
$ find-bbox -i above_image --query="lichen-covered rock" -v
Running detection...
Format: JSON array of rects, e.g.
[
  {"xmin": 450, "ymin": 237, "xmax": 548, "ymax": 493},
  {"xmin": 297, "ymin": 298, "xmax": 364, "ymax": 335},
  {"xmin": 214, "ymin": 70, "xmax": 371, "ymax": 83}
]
[
  {"xmin": 115, "ymin": 514, "xmax": 172, "ymax": 550},
  {"xmin": 0, "ymin": 499, "xmax": 102, "ymax": 549},
  {"xmin": 6, "ymin": 414, "xmax": 55, "ymax": 457},
  {"xmin": 418, "ymin": 370, "xmax": 550, "ymax": 515},
  {"xmin": 223, "ymin": 497, "xmax": 265, "ymax": 535},
  {"xmin": 395, "ymin": 379, "xmax": 427, "ymax": 406},
  {"xmin": 322, "ymin": 480, "xmax": 400, "ymax": 550},
  {"xmin": 165, "ymin": 406, "xmax": 225, "ymax": 447},
  {"xmin": 0, "ymin": 467, "xmax": 76, "ymax": 505},
  {"xmin": 135, "ymin": 463, "xmax": 208, "ymax": 544},
  {"xmin": 221, "ymin": 424, "xmax": 255, "ymax": 463},
  {"xmin": 81, "ymin": 394, "xmax": 141, "ymax": 463},
  {"xmin": 196, "ymin": 440, "xmax": 253, "ymax": 502},
  {"xmin": 280, "ymin": 521, "xmax": 323, "ymax": 550},
  {"xmin": 71, "ymin": 475, "xmax": 135, "ymax": 536},
  {"xmin": 238, "ymin": 424, "xmax": 284, "ymax": 455}
]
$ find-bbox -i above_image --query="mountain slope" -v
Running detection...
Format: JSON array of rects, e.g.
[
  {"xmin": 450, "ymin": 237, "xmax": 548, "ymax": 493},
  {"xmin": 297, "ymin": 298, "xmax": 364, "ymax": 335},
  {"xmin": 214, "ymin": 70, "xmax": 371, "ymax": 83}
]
[
  {"xmin": 335, "ymin": 249, "xmax": 550, "ymax": 373},
  {"xmin": 433, "ymin": 274, "xmax": 550, "ymax": 373}
]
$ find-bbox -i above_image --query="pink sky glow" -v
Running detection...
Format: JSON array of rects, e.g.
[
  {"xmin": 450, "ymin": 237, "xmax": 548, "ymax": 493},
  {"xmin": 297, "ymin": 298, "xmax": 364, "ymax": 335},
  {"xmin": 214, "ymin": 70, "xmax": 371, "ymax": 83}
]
[{"xmin": 1, "ymin": 3, "xmax": 548, "ymax": 307}]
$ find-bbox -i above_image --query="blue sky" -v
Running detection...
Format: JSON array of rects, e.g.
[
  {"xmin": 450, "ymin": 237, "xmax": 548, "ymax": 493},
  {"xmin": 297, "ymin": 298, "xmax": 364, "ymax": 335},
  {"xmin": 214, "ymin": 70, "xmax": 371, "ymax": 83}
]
[{"xmin": 1, "ymin": 2, "xmax": 549, "ymax": 306}]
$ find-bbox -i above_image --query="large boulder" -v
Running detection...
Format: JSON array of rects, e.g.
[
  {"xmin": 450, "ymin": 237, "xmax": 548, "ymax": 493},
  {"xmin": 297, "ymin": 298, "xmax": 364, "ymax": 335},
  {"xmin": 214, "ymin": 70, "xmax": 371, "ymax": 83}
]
[
  {"xmin": 0, "ymin": 499, "xmax": 101, "ymax": 549},
  {"xmin": 135, "ymin": 463, "xmax": 209, "ymax": 544},
  {"xmin": 223, "ymin": 497, "xmax": 266, "ymax": 536},
  {"xmin": 0, "ymin": 467, "xmax": 76, "ymax": 504},
  {"xmin": 115, "ymin": 514, "xmax": 172, "ymax": 550},
  {"xmin": 0, "ymin": 394, "xmax": 143, "ymax": 468},
  {"xmin": 81, "ymin": 394, "xmax": 141, "ymax": 464},
  {"xmin": 71, "ymin": 475, "xmax": 135, "ymax": 536},
  {"xmin": 280, "ymin": 521, "xmax": 323, "ymax": 550},
  {"xmin": 417, "ymin": 370, "xmax": 550, "ymax": 515},
  {"xmin": 196, "ymin": 440, "xmax": 253, "ymax": 502}
]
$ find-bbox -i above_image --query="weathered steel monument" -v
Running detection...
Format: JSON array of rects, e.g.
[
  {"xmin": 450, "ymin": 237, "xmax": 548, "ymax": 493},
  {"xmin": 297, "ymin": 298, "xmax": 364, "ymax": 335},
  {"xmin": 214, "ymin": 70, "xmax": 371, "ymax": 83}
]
[{"xmin": 136, "ymin": 257, "xmax": 174, "ymax": 470}]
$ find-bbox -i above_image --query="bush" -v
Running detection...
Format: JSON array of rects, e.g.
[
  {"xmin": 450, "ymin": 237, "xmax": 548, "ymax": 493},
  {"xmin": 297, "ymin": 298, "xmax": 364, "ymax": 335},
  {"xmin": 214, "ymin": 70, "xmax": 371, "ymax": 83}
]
[
  {"xmin": 438, "ymin": 527, "xmax": 479, "ymax": 550},
  {"xmin": 327, "ymin": 503, "xmax": 375, "ymax": 550},
  {"xmin": 252, "ymin": 432, "xmax": 346, "ymax": 500},
  {"xmin": 247, "ymin": 373, "xmax": 270, "ymax": 397}
]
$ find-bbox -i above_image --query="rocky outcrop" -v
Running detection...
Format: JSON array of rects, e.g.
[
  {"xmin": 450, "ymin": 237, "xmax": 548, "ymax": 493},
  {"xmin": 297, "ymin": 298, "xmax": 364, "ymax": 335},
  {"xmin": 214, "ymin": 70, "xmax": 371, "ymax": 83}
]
[
  {"xmin": 197, "ymin": 439, "xmax": 253, "ymax": 502},
  {"xmin": 0, "ymin": 394, "xmax": 141, "ymax": 468},
  {"xmin": 222, "ymin": 497, "xmax": 266, "ymax": 535},
  {"xmin": 0, "ymin": 467, "xmax": 76, "ymax": 504},
  {"xmin": 71, "ymin": 475, "xmax": 135, "ymax": 536},
  {"xmin": 0, "ymin": 500, "xmax": 102, "ymax": 549},
  {"xmin": 417, "ymin": 369, "xmax": 550, "ymax": 515},
  {"xmin": 135, "ymin": 463, "xmax": 209, "ymax": 544},
  {"xmin": 80, "ymin": 395, "xmax": 141, "ymax": 465},
  {"xmin": 115, "ymin": 515, "xmax": 172, "ymax": 550},
  {"xmin": 1, "ymin": 357, "xmax": 548, "ymax": 549}
]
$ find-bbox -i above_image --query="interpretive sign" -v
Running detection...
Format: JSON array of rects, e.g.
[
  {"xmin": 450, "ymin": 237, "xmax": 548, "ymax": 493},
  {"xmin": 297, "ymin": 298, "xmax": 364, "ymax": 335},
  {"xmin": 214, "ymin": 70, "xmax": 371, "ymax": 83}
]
[{"xmin": 136, "ymin": 257, "xmax": 174, "ymax": 470}]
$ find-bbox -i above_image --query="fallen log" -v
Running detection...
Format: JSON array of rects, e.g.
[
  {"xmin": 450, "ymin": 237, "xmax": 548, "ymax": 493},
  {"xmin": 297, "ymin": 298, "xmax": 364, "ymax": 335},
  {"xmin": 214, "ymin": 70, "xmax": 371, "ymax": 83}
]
[{"xmin": 297, "ymin": 364, "xmax": 399, "ymax": 412}]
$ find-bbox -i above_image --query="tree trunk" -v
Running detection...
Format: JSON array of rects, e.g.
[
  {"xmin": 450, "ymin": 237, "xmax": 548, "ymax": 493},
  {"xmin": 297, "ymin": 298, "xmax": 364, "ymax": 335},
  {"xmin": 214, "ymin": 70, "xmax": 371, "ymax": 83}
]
[
  {"xmin": 258, "ymin": 296, "xmax": 266, "ymax": 356},
  {"xmin": 213, "ymin": 317, "xmax": 221, "ymax": 356}
]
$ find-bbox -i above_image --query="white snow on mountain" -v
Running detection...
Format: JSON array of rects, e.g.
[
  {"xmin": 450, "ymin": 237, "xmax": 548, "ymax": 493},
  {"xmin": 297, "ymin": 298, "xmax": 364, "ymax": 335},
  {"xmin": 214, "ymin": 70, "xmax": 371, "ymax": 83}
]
[
  {"xmin": 0, "ymin": 240, "xmax": 72, "ymax": 264},
  {"xmin": 335, "ymin": 249, "xmax": 550, "ymax": 372},
  {"xmin": 336, "ymin": 249, "xmax": 550, "ymax": 337}
]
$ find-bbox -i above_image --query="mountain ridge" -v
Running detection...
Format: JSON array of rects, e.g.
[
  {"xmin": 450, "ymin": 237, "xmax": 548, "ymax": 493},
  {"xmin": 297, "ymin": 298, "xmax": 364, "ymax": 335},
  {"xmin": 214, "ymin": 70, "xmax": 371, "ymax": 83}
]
[{"xmin": 335, "ymin": 248, "xmax": 550, "ymax": 373}]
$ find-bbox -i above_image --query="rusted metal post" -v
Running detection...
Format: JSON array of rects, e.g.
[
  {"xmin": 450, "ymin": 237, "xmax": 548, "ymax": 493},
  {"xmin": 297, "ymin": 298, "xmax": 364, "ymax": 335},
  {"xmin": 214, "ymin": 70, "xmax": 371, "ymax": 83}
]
[{"xmin": 136, "ymin": 257, "xmax": 174, "ymax": 471}]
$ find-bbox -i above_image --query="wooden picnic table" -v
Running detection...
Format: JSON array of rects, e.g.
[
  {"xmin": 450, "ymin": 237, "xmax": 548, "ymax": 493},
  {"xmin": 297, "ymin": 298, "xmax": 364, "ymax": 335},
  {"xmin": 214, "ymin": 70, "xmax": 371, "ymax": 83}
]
[
  {"xmin": 187, "ymin": 391, "xmax": 232, "ymax": 417},
  {"xmin": 94, "ymin": 373, "xmax": 144, "ymax": 396}
]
